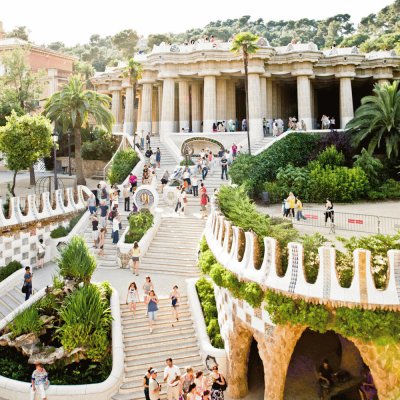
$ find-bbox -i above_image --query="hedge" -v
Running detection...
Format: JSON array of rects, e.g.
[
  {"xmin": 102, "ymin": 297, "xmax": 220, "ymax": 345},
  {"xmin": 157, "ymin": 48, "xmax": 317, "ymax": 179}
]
[
  {"xmin": 0, "ymin": 261, "xmax": 23, "ymax": 282},
  {"xmin": 108, "ymin": 149, "xmax": 139, "ymax": 185}
]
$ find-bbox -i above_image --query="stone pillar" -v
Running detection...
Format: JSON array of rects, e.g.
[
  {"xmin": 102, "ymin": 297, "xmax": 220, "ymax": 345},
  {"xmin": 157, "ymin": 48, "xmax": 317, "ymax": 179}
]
[
  {"xmin": 297, "ymin": 75, "xmax": 313, "ymax": 130},
  {"xmin": 266, "ymin": 79, "xmax": 273, "ymax": 119},
  {"xmin": 203, "ymin": 75, "xmax": 216, "ymax": 132},
  {"xmin": 152, "ymin": 88, "xmax": 159, "ymax": 134},
  {"xmin": 174, "ymin": 84, "xmax": 179, "ymax": 132},
  {"xmin": 191, "ymin": 81, "xmax": 202, "ymax": 132},
  {"xmin": 137, "ymin": 89, "xmax": 142, "ymax": 127},
  {"xmin": 123, "ymin": 84, "xmax": 134, "ymax": 135},
  {"xmin": 226, "ymin": 80, "xmax": 236, "ymax": 121},
  {"xmin": 340, "ymin": 77, "xmax": 354, "ymax": 129},
  {"xmin": 179, "ymin": 80, "xmax": 190, "ymax": 131},
  {"xmin": 216, "ymin": 78, "xmax": 227, "ymax": 122},
  {"xmin": 111, "ymin": 86, "xmax": 122, "ymax": 132},
  {"xmin": 260, "ymin": 77, "xmax": 267, "ymax": 119},
  {"xmin": 138, "ymin": 82, "xmax": 153, "ymax": 133},
  {"xmin": 247, "ymin": 73, "xmax": 263, "ymax": 142},
  {"xmin": 160, "ymin": 78, "xmax": 175, "ymax": 137},
  {"xmin": 158, "ymin": 85, "xmax": 163, "ymax": 126},
  {"xmin": 272, "ymin": 82, "xmax": 278, "ymax": 118}
]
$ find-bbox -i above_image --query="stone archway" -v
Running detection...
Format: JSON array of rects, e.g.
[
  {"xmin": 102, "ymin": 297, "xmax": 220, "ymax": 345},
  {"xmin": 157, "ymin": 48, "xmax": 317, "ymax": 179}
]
[{"xmin": 181, "ymin": 137, "xmax": 224, "ymax": 156}]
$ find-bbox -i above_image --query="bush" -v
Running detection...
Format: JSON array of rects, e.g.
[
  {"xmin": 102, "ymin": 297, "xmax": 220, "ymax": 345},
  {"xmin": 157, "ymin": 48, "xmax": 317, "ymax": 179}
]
[
  {"xmin": 81, "ymin": 131, "xmax": 118, "ymax": 161},
  {"xmin": 301, "ymin": 233, "xmax": 326, "ymax": 283},
  {"xmin": 58, "ymin": 236, "xmax": 96, "ymax": 284},
  {"xmin": 275, "ymin": 165, "xmax": 310, "ymax": 199},
  {"xmin": 370, "ymin": 179, "xmax": 400, "ymax": 200},
  {"xmin": 261, "ymin": 181, "xmax": 282, "ymax": 203},
  {"xmin": 353, "ymin": 148, "xmax": 384, "ymax": 187},
  {"xmin": 314, "ymin": 145, "xmax": 345, "ymax": 168},
  {"xmin": 125, "ymin": 209, "xmax": 154, "ymax": 243},
  {"xmin": 57, "ymin": 284, "xmax": 112, "ymax": 362},
  {"xmin": 314, "ymin": 131, "xmax": 355, "ymax": 164},
  {"xmin": 195, "ymin": 278, "xmax": 224, "ymax": 349},
  {"xmin": 198, "ymin": 249, "xmax": 217, "ymax": 274},
  {"xmin": 9, "ymin": 307, "xmax": 44, "ymax": 338},
  {"xmin": 50, "ymin": 210, "xmax": 86, "ymax": 238},
  {"xmin": 180, "ymin": 159, "xmax": 195, "ymax": 166},
  {"xmin": 199, "ymin": 236, "xmax": 209, "ymax": 252},
  {"xmin": 243, "ymin": 282, "xmax": 264, "ymax": 308},
  {"xmin": 108, "ymin": 149, "xmax": 139, "ymax": 185},
  {"xmin": 0, "ymin": 260, "xmax": 23, "ymax": 282}
]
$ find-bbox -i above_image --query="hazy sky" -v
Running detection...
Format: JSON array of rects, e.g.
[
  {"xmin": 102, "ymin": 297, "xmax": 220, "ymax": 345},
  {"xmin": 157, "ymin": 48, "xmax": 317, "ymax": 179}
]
[{"xmin": 0, "ymin": 0, "xmax": 393, "ymax": 46}]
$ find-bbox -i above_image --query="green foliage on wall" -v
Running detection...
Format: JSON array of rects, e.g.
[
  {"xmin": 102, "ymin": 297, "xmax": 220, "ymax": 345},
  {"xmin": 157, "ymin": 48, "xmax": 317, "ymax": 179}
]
[
  {"xmin": 125, "ymin": 209, "xmax": 154, "ymax": 243},
  {"xmin": 0, "ymin": 261, "xmax": 23, "ymax": 282},
  {"xmin": 108, "ymin": 149, "xmax": 139, "ymax": 185}
]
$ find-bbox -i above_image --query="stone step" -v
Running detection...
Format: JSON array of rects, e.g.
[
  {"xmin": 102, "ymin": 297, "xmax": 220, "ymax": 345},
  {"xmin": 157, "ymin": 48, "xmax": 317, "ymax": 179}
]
[
  {"xmin": 122, "ymin": 318, "xmax": 193, "ymax": 335},
  {"xmin": 120, "ymin": 297, "xmax": 188, "ymax": 309},
  {"xmin": 2, "ymin": 293, "xmax": 20, "ymax": 310},
  {"xmin": 0, "ymin": 299, "xmax": 12, "ymax": 319},
  {"xmin": 125, "ymin": 344, "xmax": 200, "ymax": 363},
  {"xmin": 123, "ymin": 332, "xmax": 197, "ymax": 349},
  {"xmin": 137, "ymin": 265, "xmax": 199, "ymax": 276},
  {"xmin": 144, "ymin": 247, "xmax": 197, "ymax": 257},
  {"xmin": 140, "ymin": 257, "xmax": 197, "ymax": 267},
  {"xmin": 121, "ymin": 303, "xmax": 189, "ymax": 316},
  {"xmin": 121, "ymin": 311, "xmax": 191, "ymax": 329}
]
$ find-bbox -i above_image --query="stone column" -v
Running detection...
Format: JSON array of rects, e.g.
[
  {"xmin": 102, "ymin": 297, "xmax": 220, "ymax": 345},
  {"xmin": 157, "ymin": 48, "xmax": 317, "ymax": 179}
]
[
  {"xmin": 138, "ymin": 82, "xmax": 153, "ymax": 133},
  {"xmin": 216, "ymin": 78, "xmax": 227, "ymax": 122},
  {"xmin": 271, "ymin": 82, "xmax": 278, "ymax": 118},
  {"xmin": 123, "ymin": 83, "xmax": 134, "ymax": 135},
  {"xmin": 226, "ymin": 80, "xmax": 236, "ymax": 121},
  {"xmin": 152, "ymin": 88, "xmax": 159, "ymax": 134},
  {"xmin": 179, "ymin": 80, "xmax": 190, "ymax": 131},
  {"xmin": 111, "ymin": 85, "xmax": 122, "ymax": 132},
  {"xmin": 339, "ymin": 77, "xmax": 354, "ymax": 129},
  {"xmin": 260, "ymin": 76, "xmax": 267, "ymax": 119},
  {"xmin": 203, "ymin": 75, "xmax": 216, "ymax": 132},
  {"xmin": 158, "ymin": 85, "xmax": 163, "ymax": 125},
  {"xmin": 160, "ymin": 78, "xmax": 175, "ymax": 137},
  {"xmin": 191, "ymin": 81, "xmax": 202, "ymax": 132},
  {"xmin": 247, "ymin": 73, "xmax": 263, "ymax": 142},
  {"xmin": 297, "ymin": 75, "xmax": 313, "ymax": 130},
  {"xmin": 266, "ymin": 79, "xmax": 273, "ymax": 119}
]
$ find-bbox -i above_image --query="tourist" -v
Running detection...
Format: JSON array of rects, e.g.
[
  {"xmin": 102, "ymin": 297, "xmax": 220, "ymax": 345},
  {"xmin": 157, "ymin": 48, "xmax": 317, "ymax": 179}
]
[
  {"xmin": 150, "ymin": 152, "xmax": 157, "ymax": 169},
  {"xmin": 140, "ymin": 130, "xmax": 145, "ymax": 150},
  {"xmin": 30, "ymin": 362, "xmax": 49, "ymax": 400},
  {"xmin": 156, "ymin": 147, "xmax": 161, "ymax": 168},
  {"xmin": 301, "ymin": 119, "xmax": 306, "ymax": 131},
  {"xmin": 181, "ymin": 367, "xmax": 195, "ymax": 399},
  {"xmin": 210, "ymin": 365, "xmax": 226, "ymax": 400},
  {"xmin": 129, "ymin": 173, "xmax": 138, "ymax": 192},
  {"xmin": 286, "ymin": 192, "xmax": 296, "ymax": 218},
  {"xmin": 91, "ymin": 213, "xmax": 99, "ymax": 248},
  {"xmin": 149, "ymin": 369, "xmax": 161, "ymax": 400},
  {"xmin": 192, "ymin": 174, "xmax": 199, "ymax": 197},
  {"xmin": 295, "ymin": 198, "xmax": 307, "ymax": 221},
  {"xmin": 87, "ymin": 193, "xmax": 97, "ymax": 214},
  {"xmin": 359, "ymin": 368, "xmax": 377, "ymax": 400},
  {"xmin": 277, "ymin": 118, "xmax": 284, "ymax": 134},
  {"xmin": 143, "ymin": 276, "xmax": 154, "ymax": 305},
  {"xmin": 272, "ymin": 122, "xmax": 278, "ymax": 137},
  {"xmin": 112, "ymin": 210, "xmax": 121, "ymax": 244},
  {"xmin": 231, "ymin": 143, "xmax": 237, "ymax": 160},
  {"xmin": 161, "ymin": 170, "xmax": 169, "ymax": 193},
  {"xmin": 99, "ymin": 200, "xmax": 109, "ymax": 229},
  {"xmin": 130, "ymin": 241, "xmax": 141, "ymax": 276},
  {"xmin": 220, "ymin": 156, "xmax": 228, "ymax": 180},
  {"xmin": 187, "ymin": 382, "xmax": 200, "ymax": 400},
  {"xmin": 126, "ymin": 281, "xmax": 140, "ymax": 316},
  {"xmin": 143, "ymin": 165, "xmax": 150, "ymax": 184},
  {"xmin": 146, "ymin": 132, "xmax": 151, "ymax": 149},
  {"xmin": 241, "ymin": 118, "xmax": 247, "ymax": 131},
  {"xmin": 212, "ymin": 122, "xmax": 217, "ymax": 132},
  {"xmin": 202, "ymin": 390, "xmax": 211, "ymax": 400},
  {"xmin": 200, "ymin": 183, "xmax": 208, "ymax": 220},
  {"xmin": 329, "ymin": 116, "xmax": 336, "ymax": 130},
  {"xmin": 23, "ymin": 266, "xmax": 33, "ymax": 301},
  {"xmin": 36, "ymin": 238, "xmax": 46, "ymax": 269},
  {"xmin": 170, "ymin": 285, "xmax": 181, "ymax": 327},
  {"xmin": 195, "ymin": 371, "xmax": 209, "ymax": 396},
  {"xmin": 324, "ymin": 199, "xmax": 334, "ymax": 226},
  {"xmin": 317, "ymin": 359, "xmax": 334, "ymax": 399},
  {"xmin": 263, "ymin": 117, "xmax": 267, "ymax": 136},
  {"xmin": 174, "ymin": 185, "xmax": 182, "ymax": 213},
  {"xmin": 145, "ymin": 148, "xmax": 153, "ymax": 164},
  {"xmin": 164, "ymin": 358, "xmax": 181, "ymax": 400},
  {"xmin": 201, "ymin": 158, "xmax": 208, "ymax": 180},
  {"xmin": 95, "ymin": 184, "xmax": 101, "ymax": 206},
  {"xmin": 123, "ymin": 184, "xmax": 130, "ymax": 212},
  {"xmin": 147, "ymin": 289, "xmax": 159, "ymax": 333},
  {"xmin": 183, "ymin": 167, "xmax": 191, "ymax": 189},
  {"xmin": 144, "ymin": 367, "xmax": 153, "ymax": 400},
  {"xmin": 179, "ymin": 187, "xmax": 188, "ymax": 216},
  {"xmin": 208, "ymin": 151, "xmax": 213, "ymax": 171},
  {"xmin": 98, "ymin": 227, "xmax": 106, "ymax": 257}
]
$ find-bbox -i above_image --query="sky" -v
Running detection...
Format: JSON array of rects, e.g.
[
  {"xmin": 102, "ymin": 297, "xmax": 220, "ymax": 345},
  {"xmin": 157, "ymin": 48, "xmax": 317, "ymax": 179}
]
[{"xmin": 0, "ymin": 0, "xmax": 394, "ymax": 46}]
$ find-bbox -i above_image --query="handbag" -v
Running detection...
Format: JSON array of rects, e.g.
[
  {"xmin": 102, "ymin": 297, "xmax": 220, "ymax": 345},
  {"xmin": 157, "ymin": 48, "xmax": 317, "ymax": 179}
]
[
  {"xmin": 119, "ymin": 222, "xmax": 122, "ymax": 230},
  {"xmin": 21, "ymin": 284, "xmax": 27, "ymax": 294}
]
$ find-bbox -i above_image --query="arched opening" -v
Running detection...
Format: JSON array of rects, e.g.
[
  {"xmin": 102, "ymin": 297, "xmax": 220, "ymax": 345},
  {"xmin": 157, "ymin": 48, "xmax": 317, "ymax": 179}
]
[
  {"xmin": 247, "ymin": 338, "xmax": 265, "ymax": 399},
  {"xmin": 284, "ymin": 329, "xmax": 371, "ymax": 400}
]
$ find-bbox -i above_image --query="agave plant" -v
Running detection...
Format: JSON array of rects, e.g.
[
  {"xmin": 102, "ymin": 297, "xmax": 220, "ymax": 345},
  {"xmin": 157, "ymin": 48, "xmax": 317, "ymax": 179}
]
[{"xmin": 58, "ymin": 236, "xmax": 96, "ymax": 285}]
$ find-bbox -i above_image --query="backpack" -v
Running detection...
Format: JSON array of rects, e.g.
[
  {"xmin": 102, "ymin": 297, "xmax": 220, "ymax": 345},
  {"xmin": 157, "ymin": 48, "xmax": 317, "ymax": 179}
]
[{"xmin": 101, "ymin": 188, "xmax": 107, "ymax": 199}]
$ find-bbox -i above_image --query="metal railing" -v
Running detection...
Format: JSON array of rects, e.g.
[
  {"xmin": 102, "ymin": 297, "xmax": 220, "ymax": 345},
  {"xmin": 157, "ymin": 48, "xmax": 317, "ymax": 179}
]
[{"xmin": 293, "ymin": 208, "xmax": 400, "ymax": 235}]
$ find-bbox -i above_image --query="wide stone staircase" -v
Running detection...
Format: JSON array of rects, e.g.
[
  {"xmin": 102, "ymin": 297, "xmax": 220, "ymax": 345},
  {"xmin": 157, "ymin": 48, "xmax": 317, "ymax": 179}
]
[
  {"xmin": 112, "ymin": 298, "xmax": 205, "ymax": 400},
  {"xmin": 142, "ymin": 135, "xmax": 179, "ymax": 166},
  {"xmin": 0, "ymin": 284, "xmax": 26, "ymax": 319},
  {"xmin": 241, "ymin": 135, "xmax": 276, "ymax": 155}
]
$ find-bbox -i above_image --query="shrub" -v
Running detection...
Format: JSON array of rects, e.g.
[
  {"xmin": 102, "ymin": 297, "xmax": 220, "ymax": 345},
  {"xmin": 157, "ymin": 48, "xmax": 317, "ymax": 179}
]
[
  {"xmin": 243, "ymin": 282, "xmax": 264, "ymax": 308},
  {"xmin": 314, "ymin": 145, "xmax": 345, "ymax": 168},
  {"xmin": 108, "ymin": 149, "xmax": 139, "ymax": 185},
  {"xmin": 275, "ymin": 165, "xmax": 310, "ymax": 199},
  {"xmin": 125, "ymin": 209, "xmax": 154, "ymax": 243},
  {"xmin": 199, "ymin": 236, "xmax": 209, "ymax": 252},
  {"xmin": 50, "ymin": 226, "xmax": 69, "ymax": 238},
  {"xmin": 301, "ymin": 233, "xmax": 326, "ymax": 283},
  {"xmin": 198, "ymin": 249, "xmax": 217, "ymax": 275},
  {"xmin": 353, "ymin": 148, "xmax": 384, "ymax": 187},
  {"xmin": 229, "ymin": 154, "xmax": 257, "ymax": 187},
  {"xmin": 0, "ymin": 260, "xmax": 23, "ymax": 282},
  {"xmin": 195, "ymin": 278, "xmax": 224, "ymax": 349},
  {"xmin": 81, "ymin": 131, "xmax": 118, "ymax": 161},
  {"xmin": 180, "ymin": 159, "xmax": 195, "ymax": 166},
  {"xmin": 314, "ymin": 131, "xmax": 355, "ymax": 164},
  {"xmin": 261, "ymin": 181, "xmax": 282, "ymax": 203},
  {"xmin": 58, "ymin": 236, "xmax": 96, "ymax": 284},
  {"xmin": 9, "ymin": 307, "xmax": 44, "ymax": 338},
  {"xmin": 57, "ymin": 284, "xmax": 112, "ymax": 361}
]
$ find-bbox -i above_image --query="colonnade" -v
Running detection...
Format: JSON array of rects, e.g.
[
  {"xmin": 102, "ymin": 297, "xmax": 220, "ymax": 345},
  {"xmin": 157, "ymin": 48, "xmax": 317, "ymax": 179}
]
[{"xmin": 109, "ymin": 74, "xmax": 360, "ymax": 138}]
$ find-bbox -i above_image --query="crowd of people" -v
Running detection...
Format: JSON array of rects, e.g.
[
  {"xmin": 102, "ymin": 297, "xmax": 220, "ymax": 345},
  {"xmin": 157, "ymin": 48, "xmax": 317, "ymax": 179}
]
[{"xmin": 145, "ymin": 358, "xmax": 226, "ymax": 400}]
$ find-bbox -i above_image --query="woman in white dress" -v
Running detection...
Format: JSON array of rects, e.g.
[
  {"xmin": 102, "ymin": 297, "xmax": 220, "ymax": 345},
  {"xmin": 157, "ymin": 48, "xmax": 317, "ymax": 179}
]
[{"xmin": 126, "ymin": 281, "xmax": 140, "ymax": 316}]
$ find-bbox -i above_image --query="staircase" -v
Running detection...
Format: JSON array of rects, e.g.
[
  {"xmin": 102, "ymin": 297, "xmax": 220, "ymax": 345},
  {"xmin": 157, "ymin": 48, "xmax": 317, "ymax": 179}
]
[
  {"xmin": 142, "ymin": 135, "xmax": 179, "ymax": 166},
  {"xmin": 0, "ymin": 284, "xmax": 26, "ymax": 319},
  {"xmin": 112, "ymin": 298, "xmax": 205, "ymax": 400},
  {"xmin": 241, "ymin": 135, "xmax": 276, "ymax": 155}
]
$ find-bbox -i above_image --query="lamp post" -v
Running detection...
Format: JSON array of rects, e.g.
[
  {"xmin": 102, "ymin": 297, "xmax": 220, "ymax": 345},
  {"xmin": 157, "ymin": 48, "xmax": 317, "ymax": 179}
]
[
  {"xmin": 52, "ymin": 129, "xmax": 58, "ymax": 191},
  {"xmin": 67, "ymin": 130, "xmax": 72, "ymax": 176}
]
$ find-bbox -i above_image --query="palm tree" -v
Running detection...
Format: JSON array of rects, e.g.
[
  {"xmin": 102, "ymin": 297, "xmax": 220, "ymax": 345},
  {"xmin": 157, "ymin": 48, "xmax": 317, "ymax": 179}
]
[
  {"xmin": 123, "ymin": 58, "xmax": 142, "ymax": 143},
  {"xmin": 230, "ymin": 32, "xmax": 259, "ymax": 154},
  {"xmin": 346, "ymin": 81, "xmax": 400, "ymax": 159},
  {"xmin": 44, "ymin": 75, "xmax": 114, "ymax": 185}
]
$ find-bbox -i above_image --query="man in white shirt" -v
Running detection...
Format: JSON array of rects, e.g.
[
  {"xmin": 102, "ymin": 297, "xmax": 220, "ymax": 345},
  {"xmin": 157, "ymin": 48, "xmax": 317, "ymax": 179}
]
[
  {"xmin": 149, "ymin": 369, "xmax": 161, "ymax": 400},
  {"xmin": 163, "ymin": 358, "xmax": 181, "ymax": 400}
]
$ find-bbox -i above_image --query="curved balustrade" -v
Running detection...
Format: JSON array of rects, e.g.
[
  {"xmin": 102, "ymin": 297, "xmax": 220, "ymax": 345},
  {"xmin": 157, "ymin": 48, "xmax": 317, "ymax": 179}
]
[
  {"xmin": 205, "ymin": 210, "xmax": 400, "ymax": 309},
  {"xmin": 0, "ymin": 185, "xmax": 91, "ymax": 230}
]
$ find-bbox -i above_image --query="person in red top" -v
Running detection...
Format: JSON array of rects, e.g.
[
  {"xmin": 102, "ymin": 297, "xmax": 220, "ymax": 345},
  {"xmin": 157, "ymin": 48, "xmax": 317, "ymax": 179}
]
[
  {"xmin": 231, "ymin": 143, "xmax": 237, "ymax": 160},
  {"xmin": 200, "ymin": 183, "xmax": 208, "ymax": 219}
]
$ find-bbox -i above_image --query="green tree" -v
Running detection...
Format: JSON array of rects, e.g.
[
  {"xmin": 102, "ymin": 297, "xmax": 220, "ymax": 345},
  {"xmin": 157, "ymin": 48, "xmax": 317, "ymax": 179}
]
[
  {"xmin": 346, "ymin": 81, "xmax": 400, "ymax": 159},
  {"xmin": 0, "ymin": 112, "xmax": 53, "ymax": 196},
  {"xmin": 6, "ymin": 26, "xmax": 29, "ymax": 41},
  {"xmin": 73, "ymin": 61, "xmax": 95, "ymax": 89},
  {"xmin": 147, "ymin": 34, "xmax": 171, "ymax": 49},
  {"xmin": 112, "ymin": 29, "xmax": 139, "ymax": 58},
  {"xmin": 230, "ymin": 32, "xmax": 259, "ymax": 154},
  {"xmin": 44, "ymin": 75, "xmax": 114, "ymax": 185}
]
